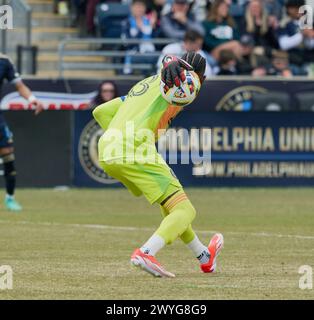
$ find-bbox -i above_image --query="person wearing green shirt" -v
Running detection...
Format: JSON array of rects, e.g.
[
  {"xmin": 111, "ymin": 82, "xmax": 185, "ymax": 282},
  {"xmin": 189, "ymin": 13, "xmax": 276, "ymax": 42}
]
[{"xmin": 203, "ymin": 0, "xmax": 243, "ymax": 60}]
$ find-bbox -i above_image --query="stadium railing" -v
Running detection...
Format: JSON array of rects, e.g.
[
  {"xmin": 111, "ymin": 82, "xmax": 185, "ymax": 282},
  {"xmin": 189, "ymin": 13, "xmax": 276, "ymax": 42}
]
[{"xmin": 58, "ymin": 38, "xmax": 174, "ymax": 78}]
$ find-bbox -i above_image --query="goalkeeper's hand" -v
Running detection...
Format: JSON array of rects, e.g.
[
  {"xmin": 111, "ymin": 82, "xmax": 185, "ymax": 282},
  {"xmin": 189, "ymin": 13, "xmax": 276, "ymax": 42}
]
[{"xmin": 161, "ymin": 55, "xmax": 194, "ymax": 88}]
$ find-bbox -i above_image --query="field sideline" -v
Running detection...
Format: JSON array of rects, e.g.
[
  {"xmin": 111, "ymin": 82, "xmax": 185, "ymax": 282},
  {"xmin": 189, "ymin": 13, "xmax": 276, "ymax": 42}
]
[{"xmin": 0, "ymin": 188, "xmax": 313, "ymax": 300}]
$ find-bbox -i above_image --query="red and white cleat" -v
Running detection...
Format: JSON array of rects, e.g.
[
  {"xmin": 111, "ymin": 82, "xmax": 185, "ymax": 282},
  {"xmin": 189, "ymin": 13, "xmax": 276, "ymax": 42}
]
[
  {"xmin": 130, "ymin": 248, "xmax": 175, "ymax": 278},
  {"xmin": 200, "ymin": 233, "xmax": 224, "ymax": 273}
]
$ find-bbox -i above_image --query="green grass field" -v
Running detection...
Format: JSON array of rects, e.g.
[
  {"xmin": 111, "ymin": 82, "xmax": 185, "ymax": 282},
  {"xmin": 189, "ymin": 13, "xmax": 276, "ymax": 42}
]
[{"xmin": 0, "ymin": 188, "xmax": 313, "ymax": 300}]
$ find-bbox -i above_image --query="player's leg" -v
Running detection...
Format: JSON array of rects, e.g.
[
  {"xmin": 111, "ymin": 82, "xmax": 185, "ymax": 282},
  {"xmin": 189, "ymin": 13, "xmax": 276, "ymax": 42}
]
[
  {"xmin": 159, "ymin": 202, "xmax": 223, "ymax": 272},
  {"xmin": 136, "ymin": 190, "xmax": 195, "ymax": 256},
  {"xmin": 0, "ymin": 147, "xmax": 21, "ymax": 212},
  {"xmin": 140, "ymin": 190, "xmax": 208, "ymax": 262},
  {"xmin": 132, "ymin": 187, "xmax": 223, "ymax": 277},
  {"xmin": 99, "ymin": 156, "xmax": 223, "ymax": 276},
  {"xmin": 128, "ymin": 159, "xmax": 223, "ymax": 276},
  {"xmin": 160, "ymin": 204, "xmax": 210, "ymax": 264},
  {"xmin": 0, "ymin": 124, "xmax": 21, "ymax": 212},
  {"xmin": 153, "ymin": 190, "xmax": 197, "ymax": 246},
  {"xmin": 99, "ymin": 160, "xmax": 176, "ymax": 277},
  {"xmin": 99, "ymin": 160, "xmax": 143, "ymax": 198}
]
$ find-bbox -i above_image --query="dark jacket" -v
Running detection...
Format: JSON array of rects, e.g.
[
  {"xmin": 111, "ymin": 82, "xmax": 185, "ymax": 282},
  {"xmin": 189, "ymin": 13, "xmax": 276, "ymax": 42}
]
[{"xmin": 161, "ymin": 12, "xmax": 204, "ymax": 40}]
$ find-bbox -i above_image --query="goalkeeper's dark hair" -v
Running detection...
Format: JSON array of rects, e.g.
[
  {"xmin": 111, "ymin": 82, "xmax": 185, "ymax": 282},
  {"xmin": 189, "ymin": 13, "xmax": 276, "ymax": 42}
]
[{"xmin": 181, "ymin": 52, "xmax": 206, "ymax": 82}]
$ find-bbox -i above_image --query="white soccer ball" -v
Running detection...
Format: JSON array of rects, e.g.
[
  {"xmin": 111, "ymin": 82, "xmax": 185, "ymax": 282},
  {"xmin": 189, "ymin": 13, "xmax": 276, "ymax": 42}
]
[{"xmin": 160, "ymin": 70, "xmax": 201, "ymax": 107}]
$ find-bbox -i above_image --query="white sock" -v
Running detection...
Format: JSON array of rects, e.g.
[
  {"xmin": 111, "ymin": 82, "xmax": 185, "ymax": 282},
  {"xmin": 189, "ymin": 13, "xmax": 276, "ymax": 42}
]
[
  {"xmin": 6, "ymin": 194, "xmax": 14, "ymax": 200},
  {"xmin": 187, "ymin": 235, "xmax": 210, "ymax": 264},
  {"xmin": 140, "ymin": 234, "xmax": 165, "ymax": 256}
]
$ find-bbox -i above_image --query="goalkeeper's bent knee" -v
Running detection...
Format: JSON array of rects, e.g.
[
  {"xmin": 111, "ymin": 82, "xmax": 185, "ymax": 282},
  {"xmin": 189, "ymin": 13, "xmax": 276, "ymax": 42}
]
[
  {"xmin": 160, "ymin": 204, "xmax": 196, "ymax": 245},
  {"xmin": 156, "ymin": 193, "xmax": 196, "ymax": 245}
]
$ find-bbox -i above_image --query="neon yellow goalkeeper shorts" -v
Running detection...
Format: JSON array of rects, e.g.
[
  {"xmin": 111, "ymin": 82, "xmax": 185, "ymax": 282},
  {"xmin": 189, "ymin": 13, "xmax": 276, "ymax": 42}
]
[{"xmin": 99, "ymin": 158, "xmax": 183, "ymax": 204}]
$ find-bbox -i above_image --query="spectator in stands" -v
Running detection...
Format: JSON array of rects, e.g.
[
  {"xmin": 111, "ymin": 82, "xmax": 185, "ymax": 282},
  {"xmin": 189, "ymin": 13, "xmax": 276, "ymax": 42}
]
[
  {"xmin": 240, "ymin": 0, "xmax": 278, "ymax": 49},
  {"xmin": 122, "ymin": 0, "xmax": 155, "ymax": 47},
  {"xmin": 249, "ymin": 50, "xmax": 293, "ymax": 78},
  {"xmin": 217, "ymin": 49, "xmax": 237, "ymax": 75},
  {"xmin": 157, "ymin": 30, "xmax": 216, "ymax": 77},
  {"xmin": 251, "ymin": 65, "xmax": 267, "ymax": 77},
  {"xmin": 122, "ymin": 0, "xmax": 156, "ymax": 75},
  {"xmin": 233, "ymin": 34, "xmax": 274, "ymax": 76},
  {"xmin": 252, "ymin": 50, "xmax": 292, "ymax": 78},
  {"xmin": 278, "ymin": 0, "xmax": 314, "ymax": 74},
  {"xmin": 146, "ymin": 0, "xmax": 171, "ymax": 36},
  {"xmin": 267, "ymin": 50, "xmax": 293, "ymax": 77},
  {"xmin": 89, "ymin": 81, "xmax": 119, "ymax": 109},
  {"xmin": 203, "ymin": 0, "xmax": 243, "ymax": 60},
  {"xmin": 190, "ymin": 0, "xmax": 213, "ymax": 22},
  {"xmin": 160, "ymin": 0, "xmax": 205, "ymax": 40},
  {"xmin": 236, "ymin": 33, "xmax": 255, "ymax": 75},
  {"xmin": 87, "ymin": 0, "xmax": 100, "ymax": 36},
  {"xmin": 54, "ymin": 0, "xmax": 70, "ymax": 15},
  {"xmin": 70, "ymin": 0, "xmax": 86, "ymax": 28},
  {"xmin": 54, "ymin": 1, "xmax": 87, "ymax": 30}
]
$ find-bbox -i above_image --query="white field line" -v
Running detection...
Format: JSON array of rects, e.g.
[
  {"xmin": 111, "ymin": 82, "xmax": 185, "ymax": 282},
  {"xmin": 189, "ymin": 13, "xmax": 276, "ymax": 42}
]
[{"xmin": 0, "ymin": 219, "xmax": 314, "ymax": 240}]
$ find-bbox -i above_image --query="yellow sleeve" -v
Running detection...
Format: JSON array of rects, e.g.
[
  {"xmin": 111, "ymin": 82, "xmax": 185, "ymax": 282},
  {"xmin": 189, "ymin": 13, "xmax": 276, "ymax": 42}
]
[{"xmin": 92, "ymin": 96, "xmax": 124, "ymax": 130}]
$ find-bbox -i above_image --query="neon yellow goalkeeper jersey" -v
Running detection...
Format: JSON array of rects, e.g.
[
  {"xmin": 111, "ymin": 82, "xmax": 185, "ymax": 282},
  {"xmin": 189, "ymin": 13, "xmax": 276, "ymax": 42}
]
[{"xmin": 93, "ymin": 74, "xmax": 182, "ymax": 162}]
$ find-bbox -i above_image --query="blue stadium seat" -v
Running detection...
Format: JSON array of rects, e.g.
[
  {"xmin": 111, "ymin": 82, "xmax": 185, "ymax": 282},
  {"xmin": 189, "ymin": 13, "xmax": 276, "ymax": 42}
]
[
  {"xmin": 251, "ymin": 92, "xmax": 291, "ymax": 111},
  {"xmin": 230, "ymin": 3, "xmax": 245, "ymax": 17},
  {"xmin": 96, "ymin": 3, "xmax": 130, "ymax": 38},
  {"xmin": 296, "ymin": 93, "xmax": 314, "ymax": 111}
]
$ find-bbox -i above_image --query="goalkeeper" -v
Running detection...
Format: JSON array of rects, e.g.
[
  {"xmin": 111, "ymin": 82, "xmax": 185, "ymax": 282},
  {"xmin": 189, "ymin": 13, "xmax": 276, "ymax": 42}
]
[{"xmin": 93, "ymin": 52, "xmax": 223, "ymax": 278}]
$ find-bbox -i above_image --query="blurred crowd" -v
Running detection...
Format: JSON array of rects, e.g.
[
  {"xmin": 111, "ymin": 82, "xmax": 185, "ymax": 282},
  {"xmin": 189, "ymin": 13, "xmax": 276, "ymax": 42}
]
[{"xmin": 54, "ymin": 0, "xmax": 314, "ymax": 77}]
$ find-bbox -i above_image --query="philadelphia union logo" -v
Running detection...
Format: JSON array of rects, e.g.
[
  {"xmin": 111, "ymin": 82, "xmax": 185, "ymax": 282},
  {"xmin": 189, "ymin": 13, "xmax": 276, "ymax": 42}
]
[
  {"xmin": 216, "ymin": 86, "xmax": 267, "ymax": 111},
  {"xmin": 78, "ymin": 119, "xmax": 118, "ymax": 184}
]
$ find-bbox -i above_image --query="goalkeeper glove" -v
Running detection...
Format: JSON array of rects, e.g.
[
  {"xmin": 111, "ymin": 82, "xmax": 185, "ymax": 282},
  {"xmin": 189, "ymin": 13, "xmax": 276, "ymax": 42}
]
[{"xmin": 161, "ymin": 55, "xmax": 194, "ymax": 88}]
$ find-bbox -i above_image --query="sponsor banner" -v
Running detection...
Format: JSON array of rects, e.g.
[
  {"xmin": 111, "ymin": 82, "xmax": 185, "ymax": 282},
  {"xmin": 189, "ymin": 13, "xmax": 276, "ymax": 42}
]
[
  {"xmin": 1, "ymin": 90, "xmax": 94, "ymax": 110},
  {"xmin": 169, "ymin": 112, "xmax": 314, "ymax": 186},
  {"xmin": 1, "ymin": 78, "xmax": 314, "ymax": 111},
  {"xmin": 74, "ymin": 111, "xmax": 314, "ymax": 187},
  {"xmin": 1, "ymin": 79, "xmax": 134, "ymax": 111}
]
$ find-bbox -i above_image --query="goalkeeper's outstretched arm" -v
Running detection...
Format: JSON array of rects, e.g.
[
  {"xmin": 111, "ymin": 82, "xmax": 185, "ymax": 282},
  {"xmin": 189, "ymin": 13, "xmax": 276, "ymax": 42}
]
[{"xmin": 92, "ymin": 96, "xmax": 125, "ymax": 130}]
